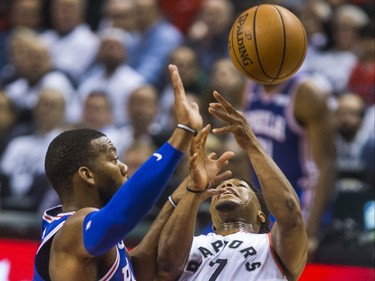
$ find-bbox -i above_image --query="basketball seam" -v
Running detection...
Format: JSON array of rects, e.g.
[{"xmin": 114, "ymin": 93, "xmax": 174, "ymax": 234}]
[
  {"xmin": 253, "ymin": 6, "xmax": 272, "ymax": 82},
  {"xmin": 230, "ymin": 11, "xmax": 261, "ymax": 81},
  {"xmin": 272, "ymin": 5, "xmax": 287, "ymax": 83},
  {"xmin": 277, "ymin": 18, "xmax": 307, "ymax": 79}
]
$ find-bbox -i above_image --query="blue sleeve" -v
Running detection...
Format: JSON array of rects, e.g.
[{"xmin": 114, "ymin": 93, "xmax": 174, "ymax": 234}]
[{"xmin": 83, "ymin": 142, "xmax": 183, "ymax": 256}]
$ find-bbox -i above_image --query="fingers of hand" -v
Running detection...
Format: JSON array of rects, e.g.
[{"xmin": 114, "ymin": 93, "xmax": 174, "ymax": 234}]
[
  {"xmin": 206, "ymin": 188, "xmax": 226, "ymax": 198},
  {"xmin": 213, "ymin": 91, "xmax": 237, "ymax": 114},
  {"xmin": 207, "ymin": 152, "xmax": 217, "ymax": 160},
  {"xmin": 200, "ymin": 125, "xmax": 211, "ymax": 150},
  {"xmin": 217, "ymin": 151, "xmax": 235, "ymax": 167},
  {"xmin": 189, "ymin": 136, "xmax": 196, "ymax": 156},
  {"xmin": 213, "ymin": 170, "xmax": 232, "ymax": 185},
  {"xmin": 212, "ymin": 126, "xmax": 231, "ymax": 135},
  {"xmin": 188, "ymin": 152, "xmax": 199, "ymax": 169},
  {"xmin": 169, "ymin": 64, "xmax": 185, "ymax": 100}
]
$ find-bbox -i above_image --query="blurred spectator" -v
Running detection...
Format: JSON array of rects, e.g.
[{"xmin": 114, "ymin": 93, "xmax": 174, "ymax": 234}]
[
  {"xmin": 5, "ymin": 33, "xmax": 81, "ymax": 124},
  {"xmin": 208, "ymin": 58, "xmax": 246, "ymax": 108},
  {"xmin": 314, "ymin": 92, "xmax": 374, "ymax": 267},
  {"xmin": 203, "ymin": 57, "xmax": 251, "ymax": 188},
  {"xmin": 0, "ymin": 88, "xmax": 65, "ymax": 212},
  {"xmin": 78, "ymin": 27, "xmax": 145, "ymax": 126},
  {"xmin": 128, "ymin": 0, "xmax": 183, "ymax": 89},
  {"xmin": 120, "ymin": 84, "xmax": 159, "ymax": 149},
  {"xmin": 202, "ymin": 58, "xmax": 247, "ymax": 127},
  {"xmin": 347, "ymin": 22, "xmax": 375, "ymax": 106},
  {"xmin": 297, "ymin": 5, "xmax": 333, "ymax": 93},
  {"xmin": 0, "ymin": 91, "xmax": 30, "ymax": 159},
  {"xmin": 100, "ymin": 0, "xmax": 137, "ymax": 33},
  {"xmin": 40, "ymin": 0, "xmax": 99, "ymax": 84},
  {"xmin": 0, "ymin": 0, "xmax": 44, "ymax": 86},
  {"xmin": 99, "ymin": 0, "xmax": 139, "ymax": 56},
  {"xmin": 335, "ymin": 93, "xmax": 374, "ymax": 189},
  {"xmin": 186, "ymin": 0, "xmax": 234, "ymax": 73},
  {"xmin": 121, "ymin": 141, "xmax": 157, "ymax": 177},
  {"xmin": 10, "ymin": 0, "xmax": 43, "ymax": 30},
  {"xmin": 157, "ymin": 45, "xmax": 207, "ymax": 129},
  {"xmin": 309, "ymin": 4, "xmax": 369, "ymax": 95},
  {"xmin": 80, "ymin": 90, "xmax": 127, "ymax": 156},
  {"xmin": 243, "ymin": 72, "xmax": 337, "ymax": 260}
]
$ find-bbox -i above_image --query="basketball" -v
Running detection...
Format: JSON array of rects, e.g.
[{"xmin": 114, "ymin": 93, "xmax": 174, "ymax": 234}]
[{"xmin": 228, "ymin": 4, "xmax": 307, "ymax": 84}]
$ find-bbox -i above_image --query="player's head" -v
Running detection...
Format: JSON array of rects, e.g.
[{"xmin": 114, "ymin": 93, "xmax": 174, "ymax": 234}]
[
  {"xmin": 45, "ymin": 128, "xmax": 128, "ymax": 205},
  {"xmin": 210, "ymin": 178, "xmax": 270, "ymax": 234}
]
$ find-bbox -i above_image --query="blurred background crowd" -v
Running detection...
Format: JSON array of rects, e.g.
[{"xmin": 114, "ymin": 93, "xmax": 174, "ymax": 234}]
[{"xmin": 0, "ymin": 0, "xmax": 373, "ymax": 268}]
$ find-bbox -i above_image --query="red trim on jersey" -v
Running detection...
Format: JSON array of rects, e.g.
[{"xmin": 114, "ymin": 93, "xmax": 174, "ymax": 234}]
[
  {"xmin": 43, "ymin": 213, "xmax": 54, "ymax": 223},
  {"xmin": 99, "ymin": 248, "xmax": 120, "ymax": 281},
  {"xmin": 267, "ymin": 233, "xmax": 287, "ymax": 276}
]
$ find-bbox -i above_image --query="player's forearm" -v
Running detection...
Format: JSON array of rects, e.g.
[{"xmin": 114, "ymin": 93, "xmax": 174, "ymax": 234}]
[
  {"xmin": 306, "ymin": 162, "xmax": 336, "ymax": 237},
  {"xmin": 131, "ymin": 202, "xmax": 175, "ymax": 281},
  {"xmin": 246, "ymin": 141, "xmax": 302, "ymax": 227},
  {"xmin": 82, "ymin": 142, "xmax": 183, "ymax": 256},
  {"xmin": 157, "ymin": 191, "xmax": 202, "ymax": 280}
]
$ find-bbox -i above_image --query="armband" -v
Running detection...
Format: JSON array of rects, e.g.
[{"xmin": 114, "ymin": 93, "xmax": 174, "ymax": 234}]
[
  {"xmin": 186, "ymin": 186, "xmax": 206, "ymax": 193},
  {"xmin": 177, "ymin": 124, "xmax": 198, "ymax": 136},
  {"xmin": 168, "ymin": 195, "xmax": 177, "ymax": 208}
]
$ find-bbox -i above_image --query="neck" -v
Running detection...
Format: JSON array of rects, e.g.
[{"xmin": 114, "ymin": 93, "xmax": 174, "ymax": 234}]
[{"xmin": 216, "ymin": 222, "xmax": 255, "ymax": 236}]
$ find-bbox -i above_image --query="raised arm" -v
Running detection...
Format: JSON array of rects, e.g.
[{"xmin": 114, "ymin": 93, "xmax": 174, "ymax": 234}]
[
  {"xmin": 209, "ymin": 91, "xmax": 308, "ymax": 280},
  {"xmin": 294, "ymin": 81, "xmax": 336, "ymax": 258},
  {"xmin": 156, "ymin": 125, "xmax": 234, "ymax": 281},
  {"xmin": 77, "ymin": 64, "xmax": 203, "ymax": 258}
]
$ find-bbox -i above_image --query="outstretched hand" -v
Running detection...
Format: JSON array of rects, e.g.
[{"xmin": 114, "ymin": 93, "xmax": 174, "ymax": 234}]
[
  {"xmin": 208, "ymin": 91, "xmax": 257, "ymax": 150},
  {"xmin": 169, "ymin": 64, "xmax": 203, "ymax": 132},
  {"xmin": 188, "ymin": 124, "xmax": 235, "ymax": 197}
]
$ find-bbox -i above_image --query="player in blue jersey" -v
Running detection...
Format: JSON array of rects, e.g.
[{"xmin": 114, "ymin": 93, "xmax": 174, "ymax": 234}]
[
  {"xmin": 243, "ymin": 74, "xmax": 336, "ymax": 259},
  {"xmin": 155, "ymin": 92, "xmax": 308, "ymax": 281},
  {"xmin": 33, "ymin": 64, "xmax": 229, "ymax": 281}
]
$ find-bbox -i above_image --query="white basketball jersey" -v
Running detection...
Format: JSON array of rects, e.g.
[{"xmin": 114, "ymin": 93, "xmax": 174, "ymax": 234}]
[{"xmin": 178, "ymin": 232, "xmax": 287, "ymax": 281}]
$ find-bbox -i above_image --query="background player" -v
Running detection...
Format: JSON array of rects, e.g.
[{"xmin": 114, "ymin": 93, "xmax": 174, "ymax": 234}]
[{"xmin": 243, "ymin": 73, "xmax": 336, "ymax": 258}]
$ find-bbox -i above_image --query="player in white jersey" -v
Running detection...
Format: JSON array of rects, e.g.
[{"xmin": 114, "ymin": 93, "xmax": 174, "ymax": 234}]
[{"xmin": 156, "ymin": 92, "xmax": 308, "ymax": 281}]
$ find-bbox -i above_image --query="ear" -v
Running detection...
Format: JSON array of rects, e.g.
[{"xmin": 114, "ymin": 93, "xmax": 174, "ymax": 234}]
[
  {"xmin": 212, "ymin": 224, "xmax": 217, "ymax": 232},
  {"xmin": 78, "ymin": 166, "xmax": 95, "ymax": 186},
  {"xmin": 257, "ymin": 210, "xmax": 266, "ymax": 224}
]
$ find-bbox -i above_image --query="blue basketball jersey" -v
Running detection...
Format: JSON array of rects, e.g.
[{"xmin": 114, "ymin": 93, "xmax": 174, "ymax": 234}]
[
  {"xmin": 244, "ymin": 74, "xmax": 317, "ymax": 206},
  {"xmin": 33, "ymin": 206, "xmax": 136, "ymax": 281}
]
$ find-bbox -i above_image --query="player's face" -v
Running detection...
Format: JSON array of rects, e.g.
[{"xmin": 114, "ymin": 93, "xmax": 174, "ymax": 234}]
[
  {"xmin": 91, "ymin": 137, "xmax": 128, "ymax": 205},
  {"xmin": 210, "ymin": 179, "xmax": 261, "ymax": 227}
]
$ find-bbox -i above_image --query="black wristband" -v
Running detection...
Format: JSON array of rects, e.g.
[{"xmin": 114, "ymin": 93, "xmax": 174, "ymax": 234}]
[{"xmin": 186, "ymin": 186, "xmax": 205, "ymax": 193}]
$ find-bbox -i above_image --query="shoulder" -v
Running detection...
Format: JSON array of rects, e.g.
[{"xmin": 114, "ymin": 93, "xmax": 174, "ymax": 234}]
[
  {"xmin": 153, "ymin": 20, "xmax": 183, "ymax": 42},
  {"xmin": 70, "ymin": 24, "xmax": 99, "ymax": 43},
  {"xmin": 117, "ymin": 65, "xmax": 145, "ymax": 82},
  {"xmin": 294, "ymin": 79, "xmax": 332, "ymax": 123},
  {"xmin": 5, "ymin": 78, "xmax": 28, "ymax": 95},
  {"xmin": 52, "ymin": 208, "xmax": 98, "ymax": 256}
]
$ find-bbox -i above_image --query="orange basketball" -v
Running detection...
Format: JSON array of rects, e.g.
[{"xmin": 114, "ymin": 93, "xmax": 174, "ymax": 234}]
[{"xmin": 228, "ymin": 4, "xmax": 307, "ymax": 84}]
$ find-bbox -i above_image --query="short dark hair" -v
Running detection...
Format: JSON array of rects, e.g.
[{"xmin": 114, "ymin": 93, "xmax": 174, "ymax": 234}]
[
  {"xmin": 45, "ymin": 128, "xmax": 105, "ymax": 197},
  {"xmin": 237, "ymin": 177, "xmax": 271, "ymax": 233}
]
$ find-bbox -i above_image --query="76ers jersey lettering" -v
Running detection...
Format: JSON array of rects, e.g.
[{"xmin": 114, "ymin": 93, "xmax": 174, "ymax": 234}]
[
  {"xmin": 244, "ymin": 75, "xmax": 318, "ymax": 199},
  {"xmin": 178, "ymin": 232, "xmax": 287, "ymax": 281}
]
